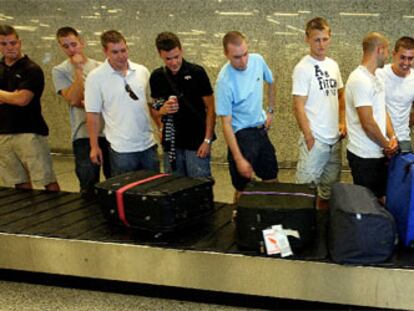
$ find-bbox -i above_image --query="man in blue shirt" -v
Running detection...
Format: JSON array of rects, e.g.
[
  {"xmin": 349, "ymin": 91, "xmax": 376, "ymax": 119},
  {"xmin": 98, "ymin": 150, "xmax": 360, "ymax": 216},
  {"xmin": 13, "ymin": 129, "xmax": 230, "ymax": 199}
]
[{"xmin": 215, "ymin": 31, "xmax": 278, "ymax": 201}]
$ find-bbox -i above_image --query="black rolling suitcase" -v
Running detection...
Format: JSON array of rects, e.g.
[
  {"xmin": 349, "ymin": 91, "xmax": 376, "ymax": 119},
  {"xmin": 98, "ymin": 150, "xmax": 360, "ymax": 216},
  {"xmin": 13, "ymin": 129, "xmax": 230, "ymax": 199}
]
[
  {"xmin": 329, "ymin": 183, "xmax": 397, "ymax": 264},
  {"xmin": 94, "ymin": 170, "xmax": 214, "ymax": 232},
  {"xmin": 236, "ymin": 182, "xmax": 317, "ymax": 252}
]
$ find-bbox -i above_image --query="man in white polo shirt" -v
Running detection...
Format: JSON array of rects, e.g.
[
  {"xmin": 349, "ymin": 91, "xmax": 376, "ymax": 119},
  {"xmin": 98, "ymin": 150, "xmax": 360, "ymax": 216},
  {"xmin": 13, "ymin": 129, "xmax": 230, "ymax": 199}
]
[
  {"xmin": 376, "ymin": 36, "xmax": 414, "ymax": 153},
  {"xmin": 85, "ymin": 30, "xmax": 159, "ymax": 176},
  {"xmin": 346, "ymin": 32, "xmax": 398, "ymax": 201}
]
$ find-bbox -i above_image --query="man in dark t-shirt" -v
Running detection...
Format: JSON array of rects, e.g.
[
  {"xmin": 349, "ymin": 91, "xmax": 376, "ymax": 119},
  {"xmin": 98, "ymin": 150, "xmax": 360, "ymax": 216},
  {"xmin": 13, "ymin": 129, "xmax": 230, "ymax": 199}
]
[
  {"xmin": 0, "ymin": 24, "xmax": 60, "ymax": 191},
  {"xmin": 150, "ymin": 32, "xmax": 215, "ymax": 177}
]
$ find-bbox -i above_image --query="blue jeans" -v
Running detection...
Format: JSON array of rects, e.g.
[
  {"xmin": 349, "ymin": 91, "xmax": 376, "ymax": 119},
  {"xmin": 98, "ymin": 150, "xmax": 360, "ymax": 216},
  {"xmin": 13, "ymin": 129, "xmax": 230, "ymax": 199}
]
[
  {"xmin": 163, "ymin": 148, "xmax": 211, "ymax": 177},
  {"xmin": 73, "ymin": 137, "xmax": 111, "ymax": 193},
  {"xmin": 109, "ymin": 144, "xmax": 160, "ymax": 177}
]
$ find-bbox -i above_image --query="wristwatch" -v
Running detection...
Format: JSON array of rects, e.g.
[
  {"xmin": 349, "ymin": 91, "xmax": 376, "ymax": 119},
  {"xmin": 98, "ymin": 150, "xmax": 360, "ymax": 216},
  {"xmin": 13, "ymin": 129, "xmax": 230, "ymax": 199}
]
[
  {"xmin": 152, "ymin": 99, "xmax": 165, "ymax": 111},
  {"xmin": 204, "ymin": 138, "xmax": 212, "ymax": 145}
]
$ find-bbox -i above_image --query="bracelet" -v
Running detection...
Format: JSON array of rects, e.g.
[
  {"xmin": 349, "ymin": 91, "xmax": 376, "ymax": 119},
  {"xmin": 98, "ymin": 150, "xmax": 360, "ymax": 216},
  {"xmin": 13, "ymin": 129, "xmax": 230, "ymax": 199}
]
[
  {"xmin": 204, "ymin": 138, "xmax": 212, "ymax": 145},
  {"xmin": 267, "ymin": 107, "xmax": 274, "ymax": 114}
]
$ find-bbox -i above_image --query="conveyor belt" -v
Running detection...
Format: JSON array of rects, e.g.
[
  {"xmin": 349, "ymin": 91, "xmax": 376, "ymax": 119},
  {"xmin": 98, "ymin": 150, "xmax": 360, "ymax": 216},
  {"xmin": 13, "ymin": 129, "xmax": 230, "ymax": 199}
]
[{"xmin": 0, "ymin": 187, "xmax": 413, "ymax": 310}]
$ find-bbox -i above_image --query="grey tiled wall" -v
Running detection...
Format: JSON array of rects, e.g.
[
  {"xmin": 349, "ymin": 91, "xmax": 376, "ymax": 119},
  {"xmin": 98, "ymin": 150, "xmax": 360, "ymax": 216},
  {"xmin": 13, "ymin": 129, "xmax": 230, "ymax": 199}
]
[{"xmin": 1, "ymin": 0, "xmax": 413, "ymax": 164}]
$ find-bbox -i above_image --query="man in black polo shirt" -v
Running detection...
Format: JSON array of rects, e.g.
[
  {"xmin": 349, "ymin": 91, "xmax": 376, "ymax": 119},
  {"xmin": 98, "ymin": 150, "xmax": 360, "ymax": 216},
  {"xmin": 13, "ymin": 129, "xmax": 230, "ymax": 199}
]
[
  {"xmin": 150, "ymin": 32, "xmax": 215, "ymax": 177},
  {"xmin": 0, "ymin": 24, "xmax": 60, "ymax": 191}
]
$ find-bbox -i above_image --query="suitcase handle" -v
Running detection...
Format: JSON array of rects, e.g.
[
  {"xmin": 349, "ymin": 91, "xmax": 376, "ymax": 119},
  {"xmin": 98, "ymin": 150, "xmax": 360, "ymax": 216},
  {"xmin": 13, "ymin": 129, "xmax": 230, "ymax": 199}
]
[
  {"xmin": 241, "ymin": 191, "xmax": 315, "ymax": 198},
  {"xmin": 116, "ymin": 173, "xmax": 169, "ymax": 226}
]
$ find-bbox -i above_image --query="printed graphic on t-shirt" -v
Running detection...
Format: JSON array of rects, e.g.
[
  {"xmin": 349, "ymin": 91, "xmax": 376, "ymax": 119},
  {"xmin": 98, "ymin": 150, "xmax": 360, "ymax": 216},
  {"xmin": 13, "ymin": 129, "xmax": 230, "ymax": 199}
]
[{"xmin": 315, "ymin": 65, "xmax": 337, "ymax": 97}]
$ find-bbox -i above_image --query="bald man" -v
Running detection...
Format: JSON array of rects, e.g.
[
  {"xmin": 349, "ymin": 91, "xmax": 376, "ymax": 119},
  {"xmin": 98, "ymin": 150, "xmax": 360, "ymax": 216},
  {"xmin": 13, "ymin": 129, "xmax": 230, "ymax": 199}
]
[{"xmin": 345, "ymin": 32, "xmax": 398, "ymax": 201}]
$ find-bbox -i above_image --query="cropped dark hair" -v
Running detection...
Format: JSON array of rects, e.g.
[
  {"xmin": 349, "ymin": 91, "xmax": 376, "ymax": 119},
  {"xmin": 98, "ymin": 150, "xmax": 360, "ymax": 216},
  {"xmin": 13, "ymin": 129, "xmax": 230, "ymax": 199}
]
[
  {"xmin": 0, "ymin": 24, "xmax": 18, "ymax": 38},
  {"xmin": 56, "ymin": 26, "xmax": 79, "ymax": 39},
  {"xmin": 100, "ymin": 30, "xmax": 126, "ymax": 48},
  {"xmin": 155, "ymin": 32, "xmax": 181, "ymax": 52},
  {"xmin": 394, "ymin": 36, "xmax": 414, "ymax": 52},
  {"xmin": 305, "ymin": 17, "xmax": 330, "ymax": 36}
]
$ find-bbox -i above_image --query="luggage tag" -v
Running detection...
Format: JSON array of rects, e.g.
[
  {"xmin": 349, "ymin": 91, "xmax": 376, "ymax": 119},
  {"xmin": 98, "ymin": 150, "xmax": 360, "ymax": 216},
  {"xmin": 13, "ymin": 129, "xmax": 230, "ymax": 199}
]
[
  {"xmin": 262, "ymin": 228, "xmax": 281, "ymax": 255},
  {"xmin": 272, "ymin": 225, "xmax": 293, "ymax": 258},
  {"xmin": 262, "ymin": 225, "xmax": 294, "ymax": 257},
  {"xmin": 283, "ymin": 229, "xmax": 300, "ymax": 239}
]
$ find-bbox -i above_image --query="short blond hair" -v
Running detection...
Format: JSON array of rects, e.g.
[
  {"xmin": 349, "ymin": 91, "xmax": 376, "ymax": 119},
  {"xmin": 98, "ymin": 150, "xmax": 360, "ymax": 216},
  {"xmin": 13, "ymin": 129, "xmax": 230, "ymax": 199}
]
[{"xmin": 305, "ymin": 17, "xmax": 331, "ymax": 36}]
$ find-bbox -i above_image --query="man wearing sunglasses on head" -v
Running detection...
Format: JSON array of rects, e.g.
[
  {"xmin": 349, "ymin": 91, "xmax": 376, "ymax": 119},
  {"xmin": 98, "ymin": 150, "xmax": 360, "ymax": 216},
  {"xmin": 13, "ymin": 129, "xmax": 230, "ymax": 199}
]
[{"xmin": 85, "ymin": 30, "xmax": 159, "ymax": 177}]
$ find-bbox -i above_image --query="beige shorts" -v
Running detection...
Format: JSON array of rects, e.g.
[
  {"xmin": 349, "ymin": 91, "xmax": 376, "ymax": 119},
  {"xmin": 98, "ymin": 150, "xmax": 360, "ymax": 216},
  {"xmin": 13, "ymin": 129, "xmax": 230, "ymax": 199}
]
[
  {"xmin": 296, "ymin": 137, "xmax": 342, "ymax": 200},
  {"xmin": 0, "ymin": 133, "xmax": 57, "ymax": 187}
]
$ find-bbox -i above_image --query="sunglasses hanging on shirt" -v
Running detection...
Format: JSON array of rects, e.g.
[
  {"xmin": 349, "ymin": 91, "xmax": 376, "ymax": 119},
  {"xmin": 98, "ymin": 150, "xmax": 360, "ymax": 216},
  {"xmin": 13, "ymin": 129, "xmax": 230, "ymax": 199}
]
[{"xmin": 124, "ymin": 82, "xmax": 139, "ymax": 101}]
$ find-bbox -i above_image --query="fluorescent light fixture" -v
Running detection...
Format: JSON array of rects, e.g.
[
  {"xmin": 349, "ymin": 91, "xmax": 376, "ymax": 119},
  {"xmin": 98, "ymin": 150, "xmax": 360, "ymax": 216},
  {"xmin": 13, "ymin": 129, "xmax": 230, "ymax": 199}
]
[
  {"xmin": 274, "ymin": 31, "xmax": 299, "ymax": 36},
  {"xmin": 339, "ymin": 12, "xmax": 380, "ymax": 17},
  {"xmin": 286, "ymin": 25, "xmax": 305, "ymax": 33},
  {"xmin": 177, "ymin": 30, "xmax": 206, "ymax": 36},
  {"xmin": 266, "ymin": 18, "xmax": 281, "ymax": 25},
  {"xmin": 81, "ymin": 16, "xmax": 100, "ymax": 19},
  {"xmin": 216, "ymin": 11, "xmax": 254, "ymax": 16},
  {"xmin": 273, "ymin": 12, "xmax": 299, "ymax": 16},
  {"xmin": 14, "ymin": 26, "xmax": 37, "ymax": 32}
]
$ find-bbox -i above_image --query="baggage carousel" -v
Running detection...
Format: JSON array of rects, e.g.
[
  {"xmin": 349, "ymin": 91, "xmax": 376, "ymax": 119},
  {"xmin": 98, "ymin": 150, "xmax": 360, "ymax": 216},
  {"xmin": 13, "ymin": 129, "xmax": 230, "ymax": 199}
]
[{"xmin": 0, "ymin": 187, "xmax": 413, "ymax": 310}]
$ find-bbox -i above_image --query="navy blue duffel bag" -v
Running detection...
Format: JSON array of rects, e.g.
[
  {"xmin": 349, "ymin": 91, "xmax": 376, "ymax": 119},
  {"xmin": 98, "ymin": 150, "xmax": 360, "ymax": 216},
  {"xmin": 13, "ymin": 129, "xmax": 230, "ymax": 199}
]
[{"xmin": 329, "ymin": 183, "xmax": 397, "ymax": 265}]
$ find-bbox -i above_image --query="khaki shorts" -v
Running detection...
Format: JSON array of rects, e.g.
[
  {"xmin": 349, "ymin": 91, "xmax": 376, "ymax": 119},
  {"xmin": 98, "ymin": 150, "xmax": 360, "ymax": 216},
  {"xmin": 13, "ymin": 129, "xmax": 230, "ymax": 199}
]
[
  {"xmin": 0, "ymin": 133, "xmax": 57, "ymax": 187},
  {"xmin": 296, "ymin": 137, "xmax": 342, "ymax": 200}
]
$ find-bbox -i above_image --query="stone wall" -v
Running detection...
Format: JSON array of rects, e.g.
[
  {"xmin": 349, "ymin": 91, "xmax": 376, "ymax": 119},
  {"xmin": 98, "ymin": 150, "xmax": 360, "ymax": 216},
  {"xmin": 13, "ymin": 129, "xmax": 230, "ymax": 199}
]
[{"xmin": 1, "ymin": 0, "xmax": 412, "ymax": 165}]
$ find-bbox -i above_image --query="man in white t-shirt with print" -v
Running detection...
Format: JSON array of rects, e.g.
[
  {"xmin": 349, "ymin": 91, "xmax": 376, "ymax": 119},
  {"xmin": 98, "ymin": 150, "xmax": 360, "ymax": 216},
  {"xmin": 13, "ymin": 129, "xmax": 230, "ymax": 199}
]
[
  {"xmin": 346, "ymin": 32, "xmax": 398, "ymax": 201},
  {"xmin": 85, "ymin": 30, "xmax": 159, "ymax": 177},
  {"xmin": 376, "ymin": 36, "xmax": 414, "ymax": 153},
  {"xmin": 292, "ymin": 17, "xmax": 345, "ymax": 209}
]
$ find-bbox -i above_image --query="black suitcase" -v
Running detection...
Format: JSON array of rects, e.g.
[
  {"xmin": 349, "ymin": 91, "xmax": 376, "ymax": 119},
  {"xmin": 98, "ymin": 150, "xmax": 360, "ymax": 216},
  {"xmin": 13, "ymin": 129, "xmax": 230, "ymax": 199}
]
[
  {"xmin": 236, "ymin": 182, "xmax": 317, "ymax": 252},
  {"xmin": 329, "ymin": 183, "xmax": 397, "ymax": 264},
  {"xmin": 94, "ymin": 170, "xmax": 214, "ymax": 232}
]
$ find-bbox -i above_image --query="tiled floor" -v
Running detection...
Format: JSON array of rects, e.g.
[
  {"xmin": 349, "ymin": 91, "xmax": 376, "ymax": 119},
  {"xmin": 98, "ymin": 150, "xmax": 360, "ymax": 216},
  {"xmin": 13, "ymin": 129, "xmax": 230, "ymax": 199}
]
[
  {"xmin": 0, "ymin": 155, "xmax": 354, "ymax": 310},
  {"xmin": 0, "ymin": 279, "xmax": 263, "ymax": 311}
]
